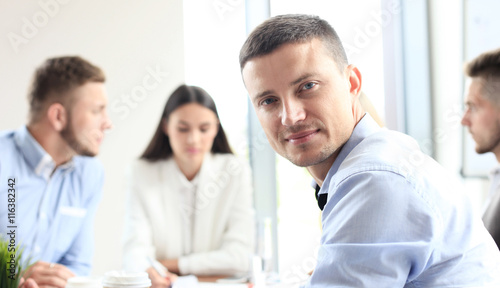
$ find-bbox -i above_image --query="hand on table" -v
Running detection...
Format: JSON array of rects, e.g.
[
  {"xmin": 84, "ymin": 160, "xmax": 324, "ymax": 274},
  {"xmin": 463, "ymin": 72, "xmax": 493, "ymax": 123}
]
[
  {"xmin": 18, "ymin": 277, "xmax": 39, "ymax": 288},
  {"xmin": 146, "ymin": 266, "xmax": 178, "ymax": 288},
  {"xmin": 23, "ymin": 261, "xmax": 75, "ymax": 288}
]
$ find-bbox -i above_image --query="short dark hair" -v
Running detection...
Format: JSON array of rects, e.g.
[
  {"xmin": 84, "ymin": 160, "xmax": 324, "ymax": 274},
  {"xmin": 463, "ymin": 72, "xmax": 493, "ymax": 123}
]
[
  {"xmin": 28, "ymin": 56, "xmax": 105, "ymax": 123},
  {"xmin": 466, "ymin": 48, "xmax": 500, "ymax": 106},
  {"xmin": 239, "ymin": 14, "xmax": 348, "ymax": 71},
  {"xmin": 141, "ymin": 84, "xmax": 233, "ymax": 161}
]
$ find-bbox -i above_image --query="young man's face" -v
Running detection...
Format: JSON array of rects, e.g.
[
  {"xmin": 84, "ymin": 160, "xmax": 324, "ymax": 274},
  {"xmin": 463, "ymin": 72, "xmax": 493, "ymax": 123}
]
[
  {"xmin": 242, "ymin": 38, "xmax": 361, "ymax": 167},
  {"xmin": 61, "ymin": 81, "xmax": 112, "ymax": 157},
  {"xmin": 461, "ymin": 78, "xmax": 500, "ymax": 155}
]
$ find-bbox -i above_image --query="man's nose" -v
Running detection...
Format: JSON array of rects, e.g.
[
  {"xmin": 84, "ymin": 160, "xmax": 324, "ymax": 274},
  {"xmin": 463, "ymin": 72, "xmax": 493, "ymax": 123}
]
[
  {"xmin": 102, "ymin": 110, "xmax": 113, "ymax": 130},
  {"xmin": 281, "ymin": 99, "xmax": 306, "ymax": 126},
  {"xmin": 461, "ymin": 109, "xmax": 470, "ymax": 127}
]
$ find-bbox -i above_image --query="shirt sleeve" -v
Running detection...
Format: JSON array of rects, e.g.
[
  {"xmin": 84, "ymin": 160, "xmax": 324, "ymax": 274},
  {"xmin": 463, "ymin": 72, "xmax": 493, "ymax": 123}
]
[
  {"xmin": 58, "ymin": 163, "xmax": 104, "ymax": 276},
  {"xmin": 122, "ymin": 163, "xmax": 156, "ymax": 272},
  {"xmin": 178, "ymin": 160, "xmax": 255, "ymax": 276},
  {"xmin": 308, "ymin": 170, "xmax": 440, "ymax": 287}
]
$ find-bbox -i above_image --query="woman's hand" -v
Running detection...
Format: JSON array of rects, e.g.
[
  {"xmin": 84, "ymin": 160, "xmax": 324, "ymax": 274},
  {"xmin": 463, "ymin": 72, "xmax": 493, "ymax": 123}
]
[
  {"xmin": 146, "ymin": 267, "xmax": 178, "ymax": 288},
  {"xmin": 159, "ymin": 259, "xmax": 180, "ymax": 275}
]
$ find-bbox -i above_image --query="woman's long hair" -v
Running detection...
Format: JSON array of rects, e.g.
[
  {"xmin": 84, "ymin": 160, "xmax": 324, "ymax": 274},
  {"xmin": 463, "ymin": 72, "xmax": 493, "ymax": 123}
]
[{"xmin": 141, "ymin": 84, "xmax": 233, "ymax": 161}]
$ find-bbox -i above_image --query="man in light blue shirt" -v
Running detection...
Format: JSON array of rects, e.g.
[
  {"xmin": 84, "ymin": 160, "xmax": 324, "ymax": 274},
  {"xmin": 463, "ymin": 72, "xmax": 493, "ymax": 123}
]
[
  {"xmin": 0, "ymin": 56, "xmax": 111, "ymax": 287},
  {"xmin": 240, "ymin": 14, "xmax": 500, "ymax": 287}
]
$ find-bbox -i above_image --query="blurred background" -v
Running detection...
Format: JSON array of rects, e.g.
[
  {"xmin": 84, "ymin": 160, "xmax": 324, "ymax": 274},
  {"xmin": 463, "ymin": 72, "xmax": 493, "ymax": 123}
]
[{"xmin": 1, "ymin": 0, "xmax": 499, "ymax": 281}]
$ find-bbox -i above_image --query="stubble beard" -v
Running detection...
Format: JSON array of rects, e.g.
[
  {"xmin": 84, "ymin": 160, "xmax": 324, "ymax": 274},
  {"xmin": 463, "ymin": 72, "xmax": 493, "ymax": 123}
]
[
  {"xmin": 281, "ymin": 140, "xmax": 339, "ymax": 168},
  {"xmin": 476, "ymin": 119, "xmax": 500, "ymax": 155},
  {"xmin": 60, "ymin": 117, "xmax": 96, "ymax": 157},
  {"xmin": 277, "ymin": 123, "xmax": 344, "ymax": 167}
]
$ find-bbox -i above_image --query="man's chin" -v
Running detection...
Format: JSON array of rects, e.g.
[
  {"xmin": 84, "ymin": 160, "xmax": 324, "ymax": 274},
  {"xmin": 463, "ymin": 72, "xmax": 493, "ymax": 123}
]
[
  {"xmin": 74, "ymin": 146, "xmax": 99, "ymax": 157},
  {"xmin": 81, "ymin": 150, "xmax": 98, "ymax": 157},
  {"xmin": 475, "ymin": 146, "xmax": 490, "ymax": 155},
  {"xmin": 286, "ymin": 152, "xmax": 328, "ymax": 168}
]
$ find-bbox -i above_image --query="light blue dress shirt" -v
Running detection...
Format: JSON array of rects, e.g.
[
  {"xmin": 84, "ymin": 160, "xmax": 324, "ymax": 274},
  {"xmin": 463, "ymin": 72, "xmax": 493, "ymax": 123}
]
[
  {"xmin": 0, "ymin": 126, "xmax": 103, "ymax": 276},
  {"xmin": 307, "ymin": 114, "xmax": 500, "ymax": 287}
]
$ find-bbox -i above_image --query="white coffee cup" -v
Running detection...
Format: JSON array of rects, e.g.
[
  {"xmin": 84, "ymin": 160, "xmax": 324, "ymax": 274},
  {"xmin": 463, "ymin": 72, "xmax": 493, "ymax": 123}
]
[
  {"xmin": 102, "ymin": 271, "xmax": 151, "ymax": 288},
  {"xmin": 66, "ymin": 276, "xmax": 102, "ymax": 288}
]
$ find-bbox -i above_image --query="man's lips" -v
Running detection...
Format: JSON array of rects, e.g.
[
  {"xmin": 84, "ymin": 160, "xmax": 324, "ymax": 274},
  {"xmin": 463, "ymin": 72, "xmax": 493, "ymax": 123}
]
[{"xmin": 285, "ymin": 129, "xmax": 319, "ymax": 144}]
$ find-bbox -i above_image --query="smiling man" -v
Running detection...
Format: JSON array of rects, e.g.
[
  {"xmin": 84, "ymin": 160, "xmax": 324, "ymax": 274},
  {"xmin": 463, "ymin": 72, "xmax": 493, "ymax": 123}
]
[
  {"xmin": 462, "ymin": 48, "xmax": 500, "ymax": 250},
  {"xmin": 240, "ymin": 15, "xmax": 500, "ymax": 287},
  {"xmin": 0, "ymin": 56, "xmax": 112, "ymax": 288}
]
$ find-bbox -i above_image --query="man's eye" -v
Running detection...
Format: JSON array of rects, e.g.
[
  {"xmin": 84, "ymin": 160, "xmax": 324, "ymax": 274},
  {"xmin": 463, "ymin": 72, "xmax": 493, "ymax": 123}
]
[
  {"xmin": 302, "ymin": 82, "xmax": 316, "ymax": 90},
  {"xmin": 93, "ymin": 106, "xmax": 105, "ymax": 114},
  {"xmin": 261, "ymin": 98, "xmax": 277, "ymax": 106}
]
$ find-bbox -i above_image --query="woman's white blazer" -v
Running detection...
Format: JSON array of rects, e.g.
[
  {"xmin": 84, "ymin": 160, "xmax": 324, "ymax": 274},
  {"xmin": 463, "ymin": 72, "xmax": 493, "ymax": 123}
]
[{"xmin": 122, "ymin": 153, "xmax": 255, "ymax": 275}]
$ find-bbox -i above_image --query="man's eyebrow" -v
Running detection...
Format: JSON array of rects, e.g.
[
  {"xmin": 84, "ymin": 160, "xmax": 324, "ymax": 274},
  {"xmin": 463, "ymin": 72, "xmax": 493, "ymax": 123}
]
[
  {"xmin": 290, "ymin": 73, "xmax": 316, "ymax": 87},
  {"xmin": 252, "ymin": 73, "xmax": 317, "ymax": 101},
  {"xmin": 253, "ymin": 90, "xmax": 274, "ymax": 101}
]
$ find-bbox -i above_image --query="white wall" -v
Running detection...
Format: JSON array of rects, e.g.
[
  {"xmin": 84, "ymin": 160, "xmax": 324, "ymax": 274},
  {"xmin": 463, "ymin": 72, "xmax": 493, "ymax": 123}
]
[{"xmin": 0, "ymin": 0, "xmax": 185, "ymax": 276}]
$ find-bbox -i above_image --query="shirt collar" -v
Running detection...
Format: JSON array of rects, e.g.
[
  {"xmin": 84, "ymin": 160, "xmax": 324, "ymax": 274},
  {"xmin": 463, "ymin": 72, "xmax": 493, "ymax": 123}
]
[
  {"xmin": 175, "ymin": 153, "xmax": 212, "ymax": 189},
  {"xmin": 13, "ymin": 126, "xmax": 74, "ymax": 180},
  {"xmin": 329, "ymin": 113, "xmax": 380, "ymax": 175},
  {"xmin": 318, "ymin": 113, "xmax": 380, "ymax": 195}
]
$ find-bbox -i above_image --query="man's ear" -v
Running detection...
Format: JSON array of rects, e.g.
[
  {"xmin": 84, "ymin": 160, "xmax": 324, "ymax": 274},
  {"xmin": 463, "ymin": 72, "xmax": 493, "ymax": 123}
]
[
  {"xmin": 346, "ymin": 64, "xmax": 362, "ymax": 98},
  {"xmin": 46, "ymin": 103, "xmax": 68, "ymax": 132}
]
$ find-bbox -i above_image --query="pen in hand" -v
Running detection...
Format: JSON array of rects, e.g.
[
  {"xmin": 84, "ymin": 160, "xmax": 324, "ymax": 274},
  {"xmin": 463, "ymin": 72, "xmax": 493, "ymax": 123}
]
[
  {"xmin": 147, "ymin": 256, "xmax": 174, "ymax": 288},
  {"xmin": 147, "ymin": 256, "xmax": 169, "ymax": 278}
]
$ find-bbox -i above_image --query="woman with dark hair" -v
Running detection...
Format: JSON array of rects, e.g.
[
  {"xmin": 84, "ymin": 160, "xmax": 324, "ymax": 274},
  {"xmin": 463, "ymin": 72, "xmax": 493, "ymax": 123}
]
[{"xmin": 122, "ymin": 85, "xmax": 255, "ymax": 285}]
